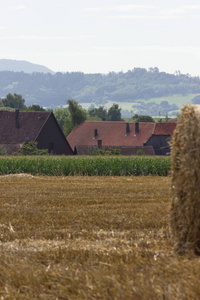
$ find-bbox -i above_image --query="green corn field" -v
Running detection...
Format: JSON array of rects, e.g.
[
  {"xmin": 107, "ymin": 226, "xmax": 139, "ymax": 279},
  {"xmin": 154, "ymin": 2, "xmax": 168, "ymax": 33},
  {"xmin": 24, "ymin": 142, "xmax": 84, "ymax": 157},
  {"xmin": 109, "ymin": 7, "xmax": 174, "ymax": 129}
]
[{"xmin": 0, "ymin": 156, "xmax": 171, "ymax": 176}]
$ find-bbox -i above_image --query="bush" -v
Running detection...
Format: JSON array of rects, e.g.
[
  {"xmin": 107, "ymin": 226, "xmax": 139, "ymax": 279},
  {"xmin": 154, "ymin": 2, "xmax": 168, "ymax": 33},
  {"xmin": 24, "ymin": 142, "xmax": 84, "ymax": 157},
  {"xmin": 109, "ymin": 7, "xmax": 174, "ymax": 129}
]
[
  {"xmin": 97, "ymin": 146, "xmax": 121, "ymax": 156},
  {"xmin": 0, "ymin": 146, "xmax": 7, "ymax": 156},
  {"xmin": 87, "ymin": 147, "xmax": 98, "ymax": 155},
  {"xmin": 136, "ymin": 150, "xmax": 145, "ymax": 156},
  {"xmin": 14, "ymin": 141, "xmax": 49, "ymax": 156},
  {"xmin": 110, "ymin": 146, "xmax": 121, "ymax": 155}
]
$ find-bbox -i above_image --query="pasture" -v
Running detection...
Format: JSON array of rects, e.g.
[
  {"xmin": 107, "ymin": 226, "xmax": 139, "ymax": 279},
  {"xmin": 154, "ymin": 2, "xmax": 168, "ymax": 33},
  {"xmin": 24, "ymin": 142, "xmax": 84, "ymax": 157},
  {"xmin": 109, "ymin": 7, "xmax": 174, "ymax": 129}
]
[{"xmin": 0, "ymin": 175, "xmax": 199, "ymax": 299}]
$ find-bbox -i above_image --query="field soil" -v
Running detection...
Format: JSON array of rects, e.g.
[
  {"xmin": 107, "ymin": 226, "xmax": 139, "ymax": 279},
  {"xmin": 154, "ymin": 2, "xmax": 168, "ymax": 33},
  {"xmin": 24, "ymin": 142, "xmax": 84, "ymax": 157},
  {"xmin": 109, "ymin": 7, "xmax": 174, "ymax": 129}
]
[{"xmin": 0, "ymin": 175, "xmax": 199, "ymax": 299}]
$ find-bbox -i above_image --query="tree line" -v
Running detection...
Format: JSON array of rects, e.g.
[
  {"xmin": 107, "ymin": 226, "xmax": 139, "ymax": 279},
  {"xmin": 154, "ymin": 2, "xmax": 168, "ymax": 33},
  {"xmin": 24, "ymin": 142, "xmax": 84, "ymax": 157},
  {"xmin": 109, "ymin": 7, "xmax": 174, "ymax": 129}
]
[
  {"xmin": 0, "ymin": 93, "xmax": 45, "ymax": 111},
  {"xmin": 0, "ymin": 93, "xmax": 160, "ymax": 136},
  {"xmin": 0, "ymin": 94, "xmax": 124, "ymax": 135},
  {"xmin": 0, "ymin": 68, "xmax": 200, "ymax": 108}
]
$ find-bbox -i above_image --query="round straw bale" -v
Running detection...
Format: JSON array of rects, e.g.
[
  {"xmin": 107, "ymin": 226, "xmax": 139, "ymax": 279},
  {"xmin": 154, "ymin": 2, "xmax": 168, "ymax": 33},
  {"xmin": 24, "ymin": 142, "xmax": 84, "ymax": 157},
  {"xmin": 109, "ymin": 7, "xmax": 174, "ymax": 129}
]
[{"xmin": 171, "ymin": 104, "xmax": 200, "ymax": 255}]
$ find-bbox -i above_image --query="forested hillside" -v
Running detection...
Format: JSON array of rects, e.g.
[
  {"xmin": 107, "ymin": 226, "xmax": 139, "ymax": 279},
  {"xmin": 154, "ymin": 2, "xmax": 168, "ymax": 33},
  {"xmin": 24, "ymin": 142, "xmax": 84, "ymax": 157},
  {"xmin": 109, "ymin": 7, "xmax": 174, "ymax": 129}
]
[{"xmin": 0, "ymin": 67, "xmax": 200, "ymax": 117}]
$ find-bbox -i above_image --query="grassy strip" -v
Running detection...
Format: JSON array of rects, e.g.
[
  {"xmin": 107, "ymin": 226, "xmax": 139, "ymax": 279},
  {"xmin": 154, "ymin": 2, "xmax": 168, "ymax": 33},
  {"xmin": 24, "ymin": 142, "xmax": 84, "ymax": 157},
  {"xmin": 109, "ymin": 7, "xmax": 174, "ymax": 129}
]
[{"xmin": 0, "ymin": 156, "xmax": 171, "ymax": 176}]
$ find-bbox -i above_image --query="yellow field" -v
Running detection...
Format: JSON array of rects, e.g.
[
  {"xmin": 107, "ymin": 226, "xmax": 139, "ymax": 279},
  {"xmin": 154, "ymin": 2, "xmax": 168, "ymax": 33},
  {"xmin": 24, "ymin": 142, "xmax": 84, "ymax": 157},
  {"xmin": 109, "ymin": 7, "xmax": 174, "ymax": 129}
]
[{"xmin": 0, "ymin": 175, "xmax": 199, "ymax": 299}]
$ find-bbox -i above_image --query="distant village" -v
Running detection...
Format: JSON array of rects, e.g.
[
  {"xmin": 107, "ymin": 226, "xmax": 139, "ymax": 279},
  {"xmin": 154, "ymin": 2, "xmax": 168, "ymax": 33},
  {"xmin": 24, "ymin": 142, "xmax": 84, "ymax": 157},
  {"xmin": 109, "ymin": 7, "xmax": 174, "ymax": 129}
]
[{"xmin": 0, "ymin": 93, "xmax": 176, "ymax": 156}]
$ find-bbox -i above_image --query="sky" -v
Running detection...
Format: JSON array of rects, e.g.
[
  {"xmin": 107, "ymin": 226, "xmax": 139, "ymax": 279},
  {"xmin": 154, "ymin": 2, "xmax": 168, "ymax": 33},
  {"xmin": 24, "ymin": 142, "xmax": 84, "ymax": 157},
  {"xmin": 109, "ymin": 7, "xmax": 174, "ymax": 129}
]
[{"xmin": 1, "ymin": 0, "xmax": 200, "ymax": 76}]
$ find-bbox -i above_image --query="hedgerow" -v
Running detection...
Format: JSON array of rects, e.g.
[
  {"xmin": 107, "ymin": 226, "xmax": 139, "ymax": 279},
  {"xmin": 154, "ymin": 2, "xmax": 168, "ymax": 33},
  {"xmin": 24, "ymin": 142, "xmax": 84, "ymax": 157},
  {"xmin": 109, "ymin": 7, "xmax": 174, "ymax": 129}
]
[{"xmin": 0, "ymin": 156, "xmax": 171, "ymax": 176}]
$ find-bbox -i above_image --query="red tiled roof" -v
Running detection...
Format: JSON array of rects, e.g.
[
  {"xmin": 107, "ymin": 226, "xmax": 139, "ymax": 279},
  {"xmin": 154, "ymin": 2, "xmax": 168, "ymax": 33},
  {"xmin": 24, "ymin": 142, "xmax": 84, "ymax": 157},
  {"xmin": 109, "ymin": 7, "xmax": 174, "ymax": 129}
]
[
  {"xmin": 67, "ymin": 121, "xmax": 177, "ymax": 151},
  {"xmin": 0, "ymin": 110, "xmax": 51, "ymax": 144},
  {"xmin": 153, "ymin": 122, "xmax": 177, "ymax": 135}
]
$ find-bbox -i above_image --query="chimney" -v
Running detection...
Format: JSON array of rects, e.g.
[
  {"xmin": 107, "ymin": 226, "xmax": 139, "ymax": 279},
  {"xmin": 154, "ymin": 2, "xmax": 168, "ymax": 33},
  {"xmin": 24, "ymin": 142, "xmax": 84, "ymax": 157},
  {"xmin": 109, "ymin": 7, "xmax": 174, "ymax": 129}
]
[
  {"xmin": 15, "ymin": 109, "xmax": 20, "ymax": 129},
  {"xmin": 97, "ymin": 139, "xmax": 102, "ymax": 149},
  {"xmin": 126, "ymin": 123, "xmax": 130, "ymax": 135},
  {"xmin": 135, "ymin": 122, "xmax": 139, "ymax": 136},
  {"xmin": 94, "ymin": 128, "xmax": 98, "ymax": 138}
]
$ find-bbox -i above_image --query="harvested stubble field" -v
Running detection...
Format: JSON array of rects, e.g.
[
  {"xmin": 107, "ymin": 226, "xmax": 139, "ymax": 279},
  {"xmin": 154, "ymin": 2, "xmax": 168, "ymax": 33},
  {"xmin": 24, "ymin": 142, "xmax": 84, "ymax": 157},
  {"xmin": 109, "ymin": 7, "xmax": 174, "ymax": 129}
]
[{"xmin": 0, "ymin": 175, "xmax": 199, "ymax": 299}]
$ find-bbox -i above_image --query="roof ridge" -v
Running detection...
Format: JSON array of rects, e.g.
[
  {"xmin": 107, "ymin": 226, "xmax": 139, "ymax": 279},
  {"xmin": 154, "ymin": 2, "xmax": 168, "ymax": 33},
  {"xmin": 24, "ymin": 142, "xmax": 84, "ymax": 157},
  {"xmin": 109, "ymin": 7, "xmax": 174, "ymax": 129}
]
[
  {"xmin": 84, "ymin": 120, "xmax": 128, "ymax": 123},
  {"xmin": 152, "ymin": 122, "xmax": 156, "ymax": 134}
]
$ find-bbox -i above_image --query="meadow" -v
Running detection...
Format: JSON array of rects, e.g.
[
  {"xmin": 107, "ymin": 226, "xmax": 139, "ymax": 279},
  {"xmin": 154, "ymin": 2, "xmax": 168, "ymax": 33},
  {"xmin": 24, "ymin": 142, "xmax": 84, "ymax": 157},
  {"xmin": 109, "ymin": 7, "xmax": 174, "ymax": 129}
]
[
  {"xmin": 81, "ymin": 93, "xmax": 195, "ymax": 117},
  {"xmin": 0, "ymin": 174, "xmax": 199, "ymax": 299}
]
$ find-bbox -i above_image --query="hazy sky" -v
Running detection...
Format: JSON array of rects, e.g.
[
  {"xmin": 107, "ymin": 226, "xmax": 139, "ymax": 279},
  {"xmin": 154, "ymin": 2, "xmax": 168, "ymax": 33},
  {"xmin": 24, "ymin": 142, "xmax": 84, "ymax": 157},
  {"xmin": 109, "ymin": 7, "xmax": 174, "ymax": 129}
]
[{"xmin": 1, "ymin": 0, "xmax": 200, "ymax": 75}]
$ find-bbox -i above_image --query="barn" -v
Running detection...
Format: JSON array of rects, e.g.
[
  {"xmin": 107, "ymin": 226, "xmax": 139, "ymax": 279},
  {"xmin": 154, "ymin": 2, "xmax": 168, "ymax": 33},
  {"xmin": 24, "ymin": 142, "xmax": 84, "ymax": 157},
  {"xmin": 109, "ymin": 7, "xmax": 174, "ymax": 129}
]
[
  {"xmin": 67, "ymin": 121, "xmax": 176, "ymax": 155},
  {"xmin": 0, "ymin": 110, "xmax": 73, "ymax": 155}
]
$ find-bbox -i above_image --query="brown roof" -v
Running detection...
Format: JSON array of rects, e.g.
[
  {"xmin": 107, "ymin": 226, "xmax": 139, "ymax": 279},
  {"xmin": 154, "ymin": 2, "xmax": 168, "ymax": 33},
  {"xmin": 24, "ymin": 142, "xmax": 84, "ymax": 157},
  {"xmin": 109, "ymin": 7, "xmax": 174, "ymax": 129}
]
[
  {"xmin": 67, "ymin": 121, "xmax": 177, "ymax": 151},
  {"xmin": 0, "ymin": 110, "xmax": 51, "ymax": 144},
  {"xmin": 153, "ymin": 122, "xmax": 177, "ymax": 135}
]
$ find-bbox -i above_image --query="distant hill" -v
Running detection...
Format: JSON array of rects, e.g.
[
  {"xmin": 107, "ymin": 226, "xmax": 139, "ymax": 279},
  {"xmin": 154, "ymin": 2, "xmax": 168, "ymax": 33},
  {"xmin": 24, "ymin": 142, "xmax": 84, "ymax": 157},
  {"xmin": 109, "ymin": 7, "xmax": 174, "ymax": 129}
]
[
  {"xmin": 0, "ymin": 59, "xmax": 54, "ymax": 74},
  {"xmin": 0, "ymin": 67, "xmax": 200, "ymax": 117}
]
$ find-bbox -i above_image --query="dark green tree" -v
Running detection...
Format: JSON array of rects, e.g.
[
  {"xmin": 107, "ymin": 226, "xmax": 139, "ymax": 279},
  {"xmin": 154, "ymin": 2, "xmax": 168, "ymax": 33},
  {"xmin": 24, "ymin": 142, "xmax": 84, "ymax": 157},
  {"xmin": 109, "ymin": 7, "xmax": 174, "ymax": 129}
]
[
  {"xmin": 88, "ymin": 106, "xmax": 107, "ymax": 120},
  {"xmin": 27, "ymin": 104, "xmax": 46, "ymax": 111},
  {"xmin": 107, "ymin": 103, "xmax": 122, "ymax": 121},
  {"xmin": 2, "ymin": 93, "xmax": 26, "ymax": 110},
  {"xmin": 54, "ymin": 107, "xmax": 70, "ymax": 136},
  {"xmin": 132, "ymin": 114, "xmax": 155, "ymax": 122},
  {"xmin": 66, "ymin": 99, "xmax": 87, "ymax": 135}
]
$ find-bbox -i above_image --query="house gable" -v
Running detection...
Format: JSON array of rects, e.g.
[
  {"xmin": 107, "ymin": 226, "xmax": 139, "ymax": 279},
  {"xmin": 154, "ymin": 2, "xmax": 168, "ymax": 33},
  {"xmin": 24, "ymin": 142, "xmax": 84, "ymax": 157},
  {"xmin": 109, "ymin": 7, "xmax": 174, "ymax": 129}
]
[
  {"xmin": 144, "ymin": 122, "xmax": 177, "ymax": 155},
  {"xmin": 0, "ymin": 110, "xmax": 51, "ymax": 144},
  {"xmin": 36, "ymin": 113, "xmax": 73, "ymax": 155},
  {"xmin": 0, "ymin": 110, "xmax": 73, "ymax": 155},
  {"xmin": 145, "ymin": 135, "xmax": 171, "ymax": 155}
]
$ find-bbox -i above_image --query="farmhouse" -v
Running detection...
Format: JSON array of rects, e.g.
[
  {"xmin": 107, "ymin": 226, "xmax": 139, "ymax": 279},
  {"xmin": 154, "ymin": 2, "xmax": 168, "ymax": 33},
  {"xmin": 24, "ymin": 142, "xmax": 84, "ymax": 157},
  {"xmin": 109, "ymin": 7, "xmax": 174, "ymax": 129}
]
[
  {"xmin": 67, "ymin": 121, "xmax": 176, "ymax": 155},
  {"xmin": 0, "ymin": 110, "xmax": 73, "ymax": 155}
]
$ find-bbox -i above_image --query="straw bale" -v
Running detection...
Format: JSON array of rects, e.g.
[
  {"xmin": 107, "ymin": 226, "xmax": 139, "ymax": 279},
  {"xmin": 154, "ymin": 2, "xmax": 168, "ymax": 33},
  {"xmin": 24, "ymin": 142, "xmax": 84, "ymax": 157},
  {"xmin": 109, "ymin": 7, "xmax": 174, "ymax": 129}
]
[{"xmin": 171, "ymin": 104, "xmax": 200, "ymax": 255}]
